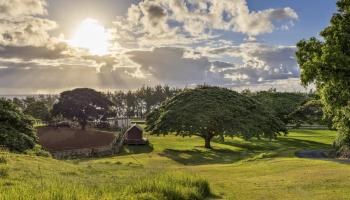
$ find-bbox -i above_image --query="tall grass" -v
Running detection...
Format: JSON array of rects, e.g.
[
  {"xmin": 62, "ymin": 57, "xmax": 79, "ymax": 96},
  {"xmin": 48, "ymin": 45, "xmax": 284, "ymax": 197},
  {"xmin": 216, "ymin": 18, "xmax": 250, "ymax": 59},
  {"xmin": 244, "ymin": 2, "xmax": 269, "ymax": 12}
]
[
  {"xmin": 124, "ymin": 173, "xmax": 210, "ymax": 200},
  {"xmin": 0, "ymin": 166, "xmax": 209, "ymax": 200},
  {"xmin": 0, "ymin": 156, "xmax": 7, "ymax": 164}
]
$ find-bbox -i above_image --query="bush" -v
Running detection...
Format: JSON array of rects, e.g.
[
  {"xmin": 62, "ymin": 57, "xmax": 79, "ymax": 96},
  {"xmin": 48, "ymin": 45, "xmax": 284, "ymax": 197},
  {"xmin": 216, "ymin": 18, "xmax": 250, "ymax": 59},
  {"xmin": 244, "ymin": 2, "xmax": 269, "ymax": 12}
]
[
  {"xmin": 96, "ymin": 121, "xmax": 111, "ymax": 130},
  {"xmin": 25, "ymin": 145, "xmax": 51, "ymax": 157},
  {"xmin": 0, "ymin": 99, "xmax": 37, "ymax": 152}
]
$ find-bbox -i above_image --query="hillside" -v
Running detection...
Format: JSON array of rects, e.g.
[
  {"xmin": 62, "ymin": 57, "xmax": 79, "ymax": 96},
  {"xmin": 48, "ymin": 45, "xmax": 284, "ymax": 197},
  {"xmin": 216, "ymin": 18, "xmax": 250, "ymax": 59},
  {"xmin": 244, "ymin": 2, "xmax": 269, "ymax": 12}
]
[{"xmin": 1, "ymin": 130, "xmax": 350, "ymax": 200}]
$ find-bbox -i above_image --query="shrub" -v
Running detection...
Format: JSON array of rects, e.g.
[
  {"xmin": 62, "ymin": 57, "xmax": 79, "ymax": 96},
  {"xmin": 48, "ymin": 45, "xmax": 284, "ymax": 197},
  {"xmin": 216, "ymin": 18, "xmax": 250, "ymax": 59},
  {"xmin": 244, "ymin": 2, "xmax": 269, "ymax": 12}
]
[
  {"xmin": 96, "ymin": 121, "xmax": 111, "ymax": 130},
  {"xmin": 25, "ymin": 145, "xmax": 51, "ymax": 157},
  {"xmin": 0, "ymin": 99, "xmax": 37, "ymax": 152}
]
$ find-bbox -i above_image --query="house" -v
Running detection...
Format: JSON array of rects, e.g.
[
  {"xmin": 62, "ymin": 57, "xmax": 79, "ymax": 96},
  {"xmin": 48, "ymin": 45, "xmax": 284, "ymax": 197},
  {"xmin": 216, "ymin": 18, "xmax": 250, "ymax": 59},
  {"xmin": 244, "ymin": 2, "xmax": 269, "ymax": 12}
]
[
  {"xmin": 125, "ymin": 124, "xmax": 148, "ymax": 145},
  {"xmin": 106, "ymin": 117, "xmax": 131, "ymax": 129},
  {"xmin": 37, "ymin": 127, "xmax": 118, "ymax": 159}
]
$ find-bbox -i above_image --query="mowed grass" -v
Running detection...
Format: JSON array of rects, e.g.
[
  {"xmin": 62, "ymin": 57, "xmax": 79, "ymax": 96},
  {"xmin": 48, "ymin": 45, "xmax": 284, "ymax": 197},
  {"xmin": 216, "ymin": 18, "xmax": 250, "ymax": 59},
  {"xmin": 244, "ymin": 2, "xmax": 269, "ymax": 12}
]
[{"xmin": 1, "ymin": 129, "xmax": 350, "ymax": 200}]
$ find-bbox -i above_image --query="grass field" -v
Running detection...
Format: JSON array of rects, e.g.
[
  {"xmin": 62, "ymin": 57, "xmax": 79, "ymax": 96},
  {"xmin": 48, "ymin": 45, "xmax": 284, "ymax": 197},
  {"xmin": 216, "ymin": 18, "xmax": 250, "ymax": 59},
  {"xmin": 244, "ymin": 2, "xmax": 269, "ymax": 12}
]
[{"xmin": 1, "ymin": 129, "xmax": 350, "ymax": 200}]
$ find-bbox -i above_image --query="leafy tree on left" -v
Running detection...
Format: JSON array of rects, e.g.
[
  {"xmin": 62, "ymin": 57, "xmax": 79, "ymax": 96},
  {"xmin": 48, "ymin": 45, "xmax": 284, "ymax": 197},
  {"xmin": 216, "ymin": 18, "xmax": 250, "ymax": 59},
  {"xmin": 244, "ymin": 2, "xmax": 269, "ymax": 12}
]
[{"xmin": 0, "ymin": 99, "xmax": 37, "ymax": 152}]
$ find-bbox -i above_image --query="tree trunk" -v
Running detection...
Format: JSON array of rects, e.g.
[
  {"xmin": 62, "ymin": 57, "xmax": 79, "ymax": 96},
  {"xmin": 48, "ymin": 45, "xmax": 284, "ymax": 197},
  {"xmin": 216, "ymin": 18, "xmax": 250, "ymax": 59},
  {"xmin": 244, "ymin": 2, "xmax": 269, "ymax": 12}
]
[
  {"xmin": 81, "ymin": 119, "xmax": 87, "ymax": 130},
  {"xmin": 204, "ymin": 133, "xmax": 213, "ymax": 149}
]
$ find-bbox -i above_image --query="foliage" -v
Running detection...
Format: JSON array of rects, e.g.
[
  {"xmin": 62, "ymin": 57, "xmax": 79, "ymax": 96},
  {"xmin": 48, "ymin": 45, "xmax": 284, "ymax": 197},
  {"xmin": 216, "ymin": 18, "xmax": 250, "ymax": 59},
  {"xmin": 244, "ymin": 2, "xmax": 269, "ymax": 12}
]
[
  {"xmin": 11, "ymin": 95, "xmax": 57, "ymax": 123},
  {"xmin": 248, "ymin": 90, "xmax": 310, "ymax": 124},
  {"xmin": 95, "ymin": 121, "xmax": 111, "ymax": 130},
  {"xmin": 23, "ymin": 100, "xmax": 51, "ymax": 122},
  {"xmin": 107, "ymin": 85, "xmax": 181, "ymax": 118},
  {"xmin": 289, "ymin": 99, "xmax": 333, "ymax": 128},
  {"xmin": 24, "ymin": 145, "xmax": 51, "ymax": 157},
  {"xmin": 146, "ymin": 86, "xmax": 286, "ymax": 148},
  {"xmin": 52, "ymin": 88, "xmax": 113, "ymax": 130},
  {"xmin": 296, "ymin": 0, "xmax": 350, "ymax": 156},
  {"xmin": 0, "ymin": 99, "xmax": 37, "ymax": 152}
]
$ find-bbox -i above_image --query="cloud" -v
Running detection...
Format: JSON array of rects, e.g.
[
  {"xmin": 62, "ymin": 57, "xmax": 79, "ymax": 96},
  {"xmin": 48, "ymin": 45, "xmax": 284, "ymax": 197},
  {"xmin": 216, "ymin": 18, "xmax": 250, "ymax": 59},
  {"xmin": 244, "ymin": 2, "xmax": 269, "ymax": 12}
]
[
  {"xmin": 0, "ymin": 0, "xmax": 304, "ymax": 94},
  {"xmin": 0, "ymin": 43, "xmax": 302, "ymax": 93},
  {"xmin": 0, "ymin": 43, "xmax": 70, "ymax": 60},
  {"xmin": 0, "ymin": 0, "xmax": 58, "ymax": 47},
  {"xmin": 128, "ymin": 47, "xmax": 213, "ymax": 84},
  {"xmin": 0, "ymin": 0, "xmax": 47, "ymax": 17},
  {"xmin": 127, "ymin": 44, "xmax": 299, "ymax": 87},
  {"xmin": 0, "ymin": 60, "xmax": 145, "ymax": 93},
  {"xmin": 207, "ymin": 42, "xmax": 299, "ymax": 84},
  {"xmin": 112, "ymin": 0, "xmax": 298, "ymax": 48}
]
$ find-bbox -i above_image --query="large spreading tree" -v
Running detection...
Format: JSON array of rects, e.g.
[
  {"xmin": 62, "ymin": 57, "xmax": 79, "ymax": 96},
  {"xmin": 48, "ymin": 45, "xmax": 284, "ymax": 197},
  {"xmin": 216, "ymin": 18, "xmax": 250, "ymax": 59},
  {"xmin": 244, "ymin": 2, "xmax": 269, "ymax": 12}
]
[
  {"xmin": 0, "ymin": 99, "xmax": 37, "ymax": 152},
  {"xmin": 146, "ymin": 86, "xmax": 286, "ymax": 149},
  {"xmin": 52, "ymin": 88, "xmax": 113, "ymax": 130},
  {"xmin": 296, "ymin": 0, "xmax": 350, "ymax": 156}
]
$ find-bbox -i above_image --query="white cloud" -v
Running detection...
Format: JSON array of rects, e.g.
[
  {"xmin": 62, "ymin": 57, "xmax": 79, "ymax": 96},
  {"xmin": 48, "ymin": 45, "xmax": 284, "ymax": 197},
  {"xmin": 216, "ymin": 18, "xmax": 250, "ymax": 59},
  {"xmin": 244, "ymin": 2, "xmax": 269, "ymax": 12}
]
[
  {"xmin": 0, "ymin": 0, "xmax": 57, "ymax": 47},
  {"xmin": 111, "ymin": 0, "xmax": 298, "ymax": 48},
  {"xmin": 203, "ymin": 42, "xmax": 299, "ymax": 84},
  {"xmin": 0, "ymin": 0, "xmax": 47, "ymax": 17}
]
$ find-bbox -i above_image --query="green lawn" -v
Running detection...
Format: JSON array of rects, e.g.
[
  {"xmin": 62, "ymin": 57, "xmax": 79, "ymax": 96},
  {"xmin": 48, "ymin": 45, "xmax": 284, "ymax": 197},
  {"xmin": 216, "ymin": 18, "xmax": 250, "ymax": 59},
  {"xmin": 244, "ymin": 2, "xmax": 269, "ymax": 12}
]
[{"xmin": 2, "ymin": 129, "xmax": 350, "ymax": 200}]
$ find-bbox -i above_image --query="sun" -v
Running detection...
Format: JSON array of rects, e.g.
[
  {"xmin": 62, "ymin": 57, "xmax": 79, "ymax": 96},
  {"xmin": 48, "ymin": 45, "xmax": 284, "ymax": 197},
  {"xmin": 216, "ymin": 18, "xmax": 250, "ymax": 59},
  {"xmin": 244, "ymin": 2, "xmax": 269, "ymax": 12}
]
[{"xmin": 69, "ymin": 18, "xmax": 110, "ymax": 55}]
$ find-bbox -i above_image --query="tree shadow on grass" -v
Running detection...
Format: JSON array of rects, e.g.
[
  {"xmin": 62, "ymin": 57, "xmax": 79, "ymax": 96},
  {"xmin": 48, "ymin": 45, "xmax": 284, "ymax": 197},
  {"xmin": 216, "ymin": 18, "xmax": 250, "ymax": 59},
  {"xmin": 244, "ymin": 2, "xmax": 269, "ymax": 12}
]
[
  {"xmin": 119, "ymin": 143, "xmax": 154, "ymax": 155},
  {"xmin": 159, "ymin": 148, "xmax": 247, "ymax": 165},
  {"xmin": 222, "ymin": 137, "xmax": 332, "ymax": 152},
  {"xmin": 277, "ymin": 137, "xmax": 332, "ymax": 149},
  {"xmin": 159, "ymin": 137, "xmax": 333, "ymax": 166}
]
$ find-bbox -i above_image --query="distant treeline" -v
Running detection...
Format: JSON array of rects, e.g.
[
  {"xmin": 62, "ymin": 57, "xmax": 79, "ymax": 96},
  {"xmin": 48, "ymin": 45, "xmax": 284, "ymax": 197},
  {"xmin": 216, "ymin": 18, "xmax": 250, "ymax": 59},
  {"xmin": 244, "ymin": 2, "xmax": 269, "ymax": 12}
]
[
  {"xmin": 6, "ymin": 86, "xmax": 331, "ymax": 129},
  {"xmin": 9, "ymin": 85, "xmax": 182, "ymax": 120}
]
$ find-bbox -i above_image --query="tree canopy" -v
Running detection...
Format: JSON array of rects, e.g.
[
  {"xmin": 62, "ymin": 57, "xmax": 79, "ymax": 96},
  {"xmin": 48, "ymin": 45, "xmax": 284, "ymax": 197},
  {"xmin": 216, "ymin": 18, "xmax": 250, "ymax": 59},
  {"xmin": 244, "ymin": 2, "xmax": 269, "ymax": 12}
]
[
  {"xmin": 288, "ymin": 99, "xmax": 332, "ymax": 128},
  {"xmin": 0, "ymin": 99, "xmax": 37, "ymax": 152},
  {"xmin": 52, "ymin": 88, "xmax": 113, "ymax": 130},
  {"xmin": 248, "ymin": 90, "xmax": 309, "ymax": 124},
  {"xmin": 146, "ymin": 86, "xmax": 286, "ymax": 148},
  {"xmin": 24, "ymin": 100, "xmax": 51, "ymax": 122},
  {"xmin": 296, "ymin": 0, "xmax": 350, "ymax": 156}
]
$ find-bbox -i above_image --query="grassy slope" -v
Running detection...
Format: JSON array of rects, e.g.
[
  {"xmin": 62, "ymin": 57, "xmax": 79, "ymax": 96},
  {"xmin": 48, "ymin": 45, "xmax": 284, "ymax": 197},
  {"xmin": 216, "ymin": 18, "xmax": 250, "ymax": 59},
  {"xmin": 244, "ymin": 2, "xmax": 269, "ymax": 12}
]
[{"xmin": 1, "ymin": 129, "xmax": 350, "ymax": 200}]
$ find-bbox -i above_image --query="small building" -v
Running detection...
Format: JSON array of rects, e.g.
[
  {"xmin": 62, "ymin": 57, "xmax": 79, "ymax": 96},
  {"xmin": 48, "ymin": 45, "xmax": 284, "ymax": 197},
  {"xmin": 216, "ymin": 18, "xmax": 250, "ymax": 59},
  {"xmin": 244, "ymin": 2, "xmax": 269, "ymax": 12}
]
[
  {"xmin": 125, "ymin": 124, "xmax": 148, "ymax": 145},
  {"xmin": 106, "ymin": 118, "xmax": 131, "ymax": 129}
]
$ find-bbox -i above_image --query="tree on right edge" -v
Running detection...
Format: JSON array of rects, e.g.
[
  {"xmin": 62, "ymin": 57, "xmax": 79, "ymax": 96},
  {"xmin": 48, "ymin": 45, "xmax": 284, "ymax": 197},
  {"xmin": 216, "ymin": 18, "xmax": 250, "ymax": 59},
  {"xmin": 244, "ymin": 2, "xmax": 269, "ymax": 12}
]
[{"xmin": 296, "ymin": 0, "xmax": 350, "ymax": 157}]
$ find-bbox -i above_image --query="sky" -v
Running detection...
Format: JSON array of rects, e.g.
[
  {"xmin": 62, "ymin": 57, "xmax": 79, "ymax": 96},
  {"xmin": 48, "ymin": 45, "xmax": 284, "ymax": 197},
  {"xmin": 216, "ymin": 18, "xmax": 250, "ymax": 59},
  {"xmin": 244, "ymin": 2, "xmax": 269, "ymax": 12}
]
[{"xmin": 0, "ymin": 0, "xmax": 337, "ymax": 94}]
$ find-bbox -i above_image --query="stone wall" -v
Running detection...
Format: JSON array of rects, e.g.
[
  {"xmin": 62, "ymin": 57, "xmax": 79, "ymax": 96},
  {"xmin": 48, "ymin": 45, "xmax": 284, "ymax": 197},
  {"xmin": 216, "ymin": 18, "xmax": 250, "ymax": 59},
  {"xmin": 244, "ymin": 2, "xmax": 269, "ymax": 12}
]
[{"xmin": 50, "ymin": 139, "xmax": 117, "ymax": 159}]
